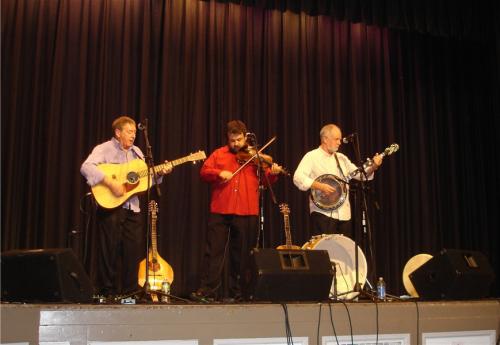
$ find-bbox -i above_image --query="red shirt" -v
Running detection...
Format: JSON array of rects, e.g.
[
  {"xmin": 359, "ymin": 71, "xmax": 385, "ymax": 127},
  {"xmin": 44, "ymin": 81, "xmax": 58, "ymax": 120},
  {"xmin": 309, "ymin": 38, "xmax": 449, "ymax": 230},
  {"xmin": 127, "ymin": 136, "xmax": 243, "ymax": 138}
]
[{"xmin": 200, "ymin": 146, "xmax": 278, "ymax": 216}]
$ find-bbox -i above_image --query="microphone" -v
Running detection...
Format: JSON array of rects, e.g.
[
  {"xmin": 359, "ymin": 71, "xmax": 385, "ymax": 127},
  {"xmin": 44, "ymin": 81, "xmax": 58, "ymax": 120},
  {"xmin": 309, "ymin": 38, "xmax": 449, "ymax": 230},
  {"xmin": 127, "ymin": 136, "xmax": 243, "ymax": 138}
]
[
  {"xmin": 342, "ymin": 133, "xmax": 356, "ymax": 144},
  {"xmin": 137, "ymin": 118, "xmax": 148, "ymax": 130},
  {"xmin": 245, "ymin": 132, "xmax": 256, "ymax": 145}
]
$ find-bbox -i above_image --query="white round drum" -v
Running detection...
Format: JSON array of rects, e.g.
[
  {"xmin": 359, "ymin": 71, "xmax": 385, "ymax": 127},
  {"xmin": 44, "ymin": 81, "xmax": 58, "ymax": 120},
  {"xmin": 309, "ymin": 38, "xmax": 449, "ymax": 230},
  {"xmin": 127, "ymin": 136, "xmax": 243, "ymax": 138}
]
[
  {"xmin": 303, "ymin": 234, "xmax": 367, "ymax": 300},
  {"xmin": 402, "ymin": 253, "xmax": 433, "ymax": 297}
]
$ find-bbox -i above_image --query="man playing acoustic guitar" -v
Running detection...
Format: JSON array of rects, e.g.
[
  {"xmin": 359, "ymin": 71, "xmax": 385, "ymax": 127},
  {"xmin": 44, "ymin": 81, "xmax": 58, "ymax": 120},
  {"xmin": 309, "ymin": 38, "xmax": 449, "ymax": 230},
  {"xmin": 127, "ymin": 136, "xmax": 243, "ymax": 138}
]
[{"xmin": 81, "ymin": 115, "xmax": 172, "ymax": 297}]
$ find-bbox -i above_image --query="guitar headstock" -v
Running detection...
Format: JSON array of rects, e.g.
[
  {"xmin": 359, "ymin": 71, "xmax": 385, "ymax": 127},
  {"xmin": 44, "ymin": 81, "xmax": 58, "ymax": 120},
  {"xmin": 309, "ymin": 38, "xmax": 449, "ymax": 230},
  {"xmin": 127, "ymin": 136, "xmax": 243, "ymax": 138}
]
[
  {"xmin": 149, "ymin": 200, "xmax": 158, "ymax": 219},
  {"xmin": 188, "ymin": 150, "xmax": 207, "ymax": 163},
  {"xmin": 279, "ymin": 203, "xmax": 290, "ymax": 216},
  {"xmin": 384, "ymin": 143, "xmax": 399, "ymax": 156}
]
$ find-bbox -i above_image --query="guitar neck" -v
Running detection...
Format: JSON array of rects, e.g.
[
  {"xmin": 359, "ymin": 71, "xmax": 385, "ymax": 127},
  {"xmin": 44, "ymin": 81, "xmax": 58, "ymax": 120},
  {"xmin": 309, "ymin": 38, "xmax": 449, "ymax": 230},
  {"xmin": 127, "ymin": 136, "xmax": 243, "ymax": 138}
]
[
  {"xmin": 158, "ymin": 155, "xmax": 194, "ymax": 169},
  {"xmin": 151, "ymin": 215, "xmax": 158, "ymax": 259},
  {"xmin": 139, "ymin": 155, "xmax": 191, "ymax": 178},
  {"xmin": 283, "ymin": 214, "xmax": 292, "ymax": 247}
]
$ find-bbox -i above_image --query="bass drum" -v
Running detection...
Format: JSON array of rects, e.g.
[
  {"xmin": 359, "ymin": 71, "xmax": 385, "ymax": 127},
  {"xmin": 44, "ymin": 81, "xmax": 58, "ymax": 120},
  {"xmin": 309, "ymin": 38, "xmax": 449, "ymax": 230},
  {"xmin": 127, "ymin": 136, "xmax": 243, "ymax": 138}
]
[{"xmin": 303, "ymin": 234, "xmax": 367, "ymax": 300}]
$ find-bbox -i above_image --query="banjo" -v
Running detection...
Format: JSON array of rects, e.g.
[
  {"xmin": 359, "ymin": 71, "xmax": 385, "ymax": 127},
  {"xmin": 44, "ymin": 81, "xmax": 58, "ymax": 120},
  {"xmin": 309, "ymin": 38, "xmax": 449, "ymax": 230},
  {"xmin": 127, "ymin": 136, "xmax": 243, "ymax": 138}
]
[{"xmin": 310, "ymin": 143, "xmax": 399, "ymax": 211}]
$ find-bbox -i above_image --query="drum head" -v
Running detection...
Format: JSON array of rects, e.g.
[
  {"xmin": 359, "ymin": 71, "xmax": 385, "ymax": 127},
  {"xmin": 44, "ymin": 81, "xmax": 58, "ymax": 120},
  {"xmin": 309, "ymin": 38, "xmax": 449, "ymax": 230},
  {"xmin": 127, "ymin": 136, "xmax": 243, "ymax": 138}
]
[
  {"xmin": 402, "ymin": 253, "xmax": 433, "ymax": 297},
  {"xmin": 304, "ymin": 234, "xmax": 367, "ymax": 300}
]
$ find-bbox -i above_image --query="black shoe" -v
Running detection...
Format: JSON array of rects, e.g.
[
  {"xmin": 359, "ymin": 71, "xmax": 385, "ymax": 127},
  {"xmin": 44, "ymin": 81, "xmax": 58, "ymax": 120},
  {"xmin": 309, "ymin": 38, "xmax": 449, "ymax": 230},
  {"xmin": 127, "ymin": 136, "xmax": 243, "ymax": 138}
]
[
  {"xmin": 222, "ymin": 292, "xmax": 244, "ymax": 304},
  {"xmin": 190, "ymin": 289, "xmax": 215, "ymax": 303}
]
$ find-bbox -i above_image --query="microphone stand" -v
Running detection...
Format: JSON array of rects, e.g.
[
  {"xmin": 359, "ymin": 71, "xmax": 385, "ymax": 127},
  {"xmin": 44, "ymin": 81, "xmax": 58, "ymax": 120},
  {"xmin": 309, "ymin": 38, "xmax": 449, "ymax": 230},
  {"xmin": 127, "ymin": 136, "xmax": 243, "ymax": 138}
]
[
  {"xmin": 347, "ymin": 136, "xmax": 376, "ymax": 301},
  {"xmin": 248, "ymin": 134, "xmax": 277, "ymax": 249},
  {"xmin": 120, "ymin": 119, "xmax": 164, "ymax": 303}
]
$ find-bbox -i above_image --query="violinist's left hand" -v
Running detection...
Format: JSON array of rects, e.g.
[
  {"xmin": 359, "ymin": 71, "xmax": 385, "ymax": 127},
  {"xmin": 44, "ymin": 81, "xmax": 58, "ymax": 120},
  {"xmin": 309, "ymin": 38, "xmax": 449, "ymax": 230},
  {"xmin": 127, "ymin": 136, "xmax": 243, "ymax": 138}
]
[
  {"xmin": 158, "ymin": 161, "xmax": 173, "ymax": 175},
  {"xmin": 270, "ymin": 163, "xmax": 282, "ymax": 175}
]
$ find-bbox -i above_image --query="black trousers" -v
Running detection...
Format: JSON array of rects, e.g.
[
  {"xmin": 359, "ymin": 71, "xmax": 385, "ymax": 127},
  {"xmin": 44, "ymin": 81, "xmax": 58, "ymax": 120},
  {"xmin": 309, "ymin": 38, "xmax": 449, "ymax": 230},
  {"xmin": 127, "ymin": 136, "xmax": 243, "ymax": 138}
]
[
  {"xmin": 310, "ymin": 211, "xmax": 352, "ymax": 238},
  {"xmin": 96, "ymin": 207, "xmax": 144, "ymax": 295},
  {"xmin": 199, "ymin": 213, "xmax": 258, "ymax": 298}
]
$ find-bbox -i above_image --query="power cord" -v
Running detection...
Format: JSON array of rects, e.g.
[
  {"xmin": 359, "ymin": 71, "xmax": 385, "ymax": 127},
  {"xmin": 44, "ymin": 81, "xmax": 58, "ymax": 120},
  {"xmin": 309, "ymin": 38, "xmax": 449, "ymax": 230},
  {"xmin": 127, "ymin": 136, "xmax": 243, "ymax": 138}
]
[
  {"xmin": 327, "ymin": 301, "xmax": 341, "ymax": 345},
  {"xmin": 281, "ymin": 303, "xmax": 294, "ymax": 345},
  {"xmin": 338, "ymin": 299, "xmax": 354, "ymax": 345},
  {"xmin": 413, "ymin": 300, "xmax": 420, "ymax": 345},
  {"xmin": 317, "ymin": 303, "xmax": 322, "ymax": 345}
]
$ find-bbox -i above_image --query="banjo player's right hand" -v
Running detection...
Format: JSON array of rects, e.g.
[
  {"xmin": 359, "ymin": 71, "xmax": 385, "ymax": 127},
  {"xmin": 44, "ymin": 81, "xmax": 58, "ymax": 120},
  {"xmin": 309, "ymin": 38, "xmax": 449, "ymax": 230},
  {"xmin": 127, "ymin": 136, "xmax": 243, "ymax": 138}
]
[{"xmin": 312, "ymin": 181, "xmax": 336, "ymax": 195}]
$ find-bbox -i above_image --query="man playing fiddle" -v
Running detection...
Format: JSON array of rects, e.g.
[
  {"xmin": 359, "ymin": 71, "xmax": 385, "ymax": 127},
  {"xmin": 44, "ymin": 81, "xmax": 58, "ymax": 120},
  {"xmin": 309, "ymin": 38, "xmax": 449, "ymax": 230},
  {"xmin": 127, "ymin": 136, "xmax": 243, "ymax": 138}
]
[{"xmin": 191, "ymin": 120, "xmax": 282, "ymax": 302}]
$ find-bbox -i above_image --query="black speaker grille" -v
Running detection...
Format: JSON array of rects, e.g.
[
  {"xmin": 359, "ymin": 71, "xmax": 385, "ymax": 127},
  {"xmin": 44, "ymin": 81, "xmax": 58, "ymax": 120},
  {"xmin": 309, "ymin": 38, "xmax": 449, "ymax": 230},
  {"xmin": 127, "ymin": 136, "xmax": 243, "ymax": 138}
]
[
  {"xmin": 1, "ymin": 248, "xmax": 94, "ymax": 303},
  {"xmin": 245, "ymin": 248, "xmax": 333, "ymax": 302},
  {"xmin": 409, "ymin": 249, "xmax": 495, "ymax": 300}
]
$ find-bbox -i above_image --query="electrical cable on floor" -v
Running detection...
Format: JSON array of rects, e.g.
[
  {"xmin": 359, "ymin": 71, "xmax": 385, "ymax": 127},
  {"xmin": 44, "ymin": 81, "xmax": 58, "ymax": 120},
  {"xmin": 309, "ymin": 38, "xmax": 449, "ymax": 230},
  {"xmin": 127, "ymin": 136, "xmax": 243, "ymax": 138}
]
[
  {"xmin": 317, "ymin": 303, "xmax": 323, "ymax": 345},
  {"xmin": 338, "ymin": 299, "xmax": 354, "ymax": 345},
  {"xmin": 372, "ymin": 298, "xmax": 380, "ymax": 345},
  {"xmin": 413, "ymin": 300, "xmax": 420, "ymax": 345},
  {"xmin": 327, "ymin": 301, "xmax": 340, "ymax": 345},
  {"xmin": 281, "ymin": 303, "xmax": 294, "ymax": 345}
]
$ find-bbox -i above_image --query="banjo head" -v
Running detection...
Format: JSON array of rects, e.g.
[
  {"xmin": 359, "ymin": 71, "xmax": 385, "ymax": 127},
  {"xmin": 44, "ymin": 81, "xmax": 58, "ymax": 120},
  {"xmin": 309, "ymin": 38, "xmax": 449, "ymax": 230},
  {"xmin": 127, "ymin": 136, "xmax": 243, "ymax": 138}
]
[{"xmin": 310, "ymin": 174, "xmax": 348, "ymax": 211}]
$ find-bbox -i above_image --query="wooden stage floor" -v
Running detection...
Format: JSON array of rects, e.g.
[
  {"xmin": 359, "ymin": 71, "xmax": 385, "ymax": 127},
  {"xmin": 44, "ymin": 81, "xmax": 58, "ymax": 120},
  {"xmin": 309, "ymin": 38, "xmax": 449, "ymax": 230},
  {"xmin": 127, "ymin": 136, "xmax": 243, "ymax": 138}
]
[{"xmin": 1, "ymin": 299, "xmax": 499, "ymax": 345}]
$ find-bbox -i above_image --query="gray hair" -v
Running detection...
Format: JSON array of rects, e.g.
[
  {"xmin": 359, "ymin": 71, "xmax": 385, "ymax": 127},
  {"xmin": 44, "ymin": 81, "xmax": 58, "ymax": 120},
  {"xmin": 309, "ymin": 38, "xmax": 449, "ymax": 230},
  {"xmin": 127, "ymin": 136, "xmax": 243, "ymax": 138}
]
[{"xmin": 320, "ymin": 124, "xmax": 340, "ymax": 140}]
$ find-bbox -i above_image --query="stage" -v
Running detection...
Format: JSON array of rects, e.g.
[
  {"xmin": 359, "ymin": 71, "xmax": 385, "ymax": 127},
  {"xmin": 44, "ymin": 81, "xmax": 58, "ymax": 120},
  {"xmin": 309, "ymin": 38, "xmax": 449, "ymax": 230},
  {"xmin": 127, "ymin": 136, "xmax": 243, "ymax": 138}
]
[{"xmin": 1, "ymin": 299, "xmax": 498, "ymax": 345}]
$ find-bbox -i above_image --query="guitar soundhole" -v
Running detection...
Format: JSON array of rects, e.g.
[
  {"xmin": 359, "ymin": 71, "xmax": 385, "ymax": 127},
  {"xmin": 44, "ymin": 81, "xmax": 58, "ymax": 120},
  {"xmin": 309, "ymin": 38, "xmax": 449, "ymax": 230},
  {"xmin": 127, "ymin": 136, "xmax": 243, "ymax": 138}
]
[{"xmin": 127, "ymin": 172, "xmax": 139, "ymax": 184}]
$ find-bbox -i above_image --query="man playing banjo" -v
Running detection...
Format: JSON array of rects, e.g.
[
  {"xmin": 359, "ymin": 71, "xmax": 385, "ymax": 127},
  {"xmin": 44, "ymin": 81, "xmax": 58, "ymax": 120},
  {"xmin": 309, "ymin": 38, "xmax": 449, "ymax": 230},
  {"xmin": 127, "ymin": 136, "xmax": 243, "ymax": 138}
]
[{"xmin": 293, "ymin": 124, "xmax": 384, "ymax": 238}]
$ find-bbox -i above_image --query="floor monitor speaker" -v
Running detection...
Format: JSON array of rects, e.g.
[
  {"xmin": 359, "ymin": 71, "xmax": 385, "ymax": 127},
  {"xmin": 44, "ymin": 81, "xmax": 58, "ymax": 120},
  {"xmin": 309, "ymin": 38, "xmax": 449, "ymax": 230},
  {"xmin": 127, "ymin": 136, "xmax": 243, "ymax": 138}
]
[
  {"xmin": 245, "ymin": 248, "xmax": 333, "ymax": 302},
  {"xmin": 409, "ymin": 248, "xmax": 495, "ymax": 300},
  {"xmin": 1, "ymin": 248, "xmax": 94, "ymax": 302}
]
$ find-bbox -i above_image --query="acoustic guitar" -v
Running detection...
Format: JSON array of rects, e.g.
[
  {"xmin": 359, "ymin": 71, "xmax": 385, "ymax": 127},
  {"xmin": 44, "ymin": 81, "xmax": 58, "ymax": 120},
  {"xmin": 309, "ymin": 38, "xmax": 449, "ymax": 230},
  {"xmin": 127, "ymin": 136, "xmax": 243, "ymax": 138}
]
[
  {"xmin": 276, "ymin": 203, "xmax": 301, "ymax": 250},
  {"xmin": 91, "ymin": 150, "xmax": 206, "ymax": 209},
  {"xmin": 138, "ymin": 200, "xmax": 174, "ymax": 291}
]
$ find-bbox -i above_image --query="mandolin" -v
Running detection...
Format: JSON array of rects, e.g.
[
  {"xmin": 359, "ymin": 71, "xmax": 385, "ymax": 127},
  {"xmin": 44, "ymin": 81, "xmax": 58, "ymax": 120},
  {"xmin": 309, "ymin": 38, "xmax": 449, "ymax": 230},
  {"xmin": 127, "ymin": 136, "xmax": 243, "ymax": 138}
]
[
  {"xmin": 138, "ymin": 200, "xmax": 174, "ymax": 291},
  {"xmin": 276, "ymin": 203, "xmax": 301, "ymax": 250},
  {"xmin": 91, "ymin": 150, "xmax": 206, "ymax": 209}
]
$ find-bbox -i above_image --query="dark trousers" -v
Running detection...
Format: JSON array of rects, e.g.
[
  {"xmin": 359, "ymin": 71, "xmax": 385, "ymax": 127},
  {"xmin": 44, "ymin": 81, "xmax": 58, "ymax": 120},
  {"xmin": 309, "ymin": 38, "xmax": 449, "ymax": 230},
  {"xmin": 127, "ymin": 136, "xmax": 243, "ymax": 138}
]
[
  {"xmin": 96, "ymin": 207, "xmax": 144, "ymax": 295},
  {"xmin": 310, "ymin": 211, "xmax": 352, "ymax": 238},
  {"xmin": 199, "ymin": 213, "xmax": 258, "ymax": 298}
]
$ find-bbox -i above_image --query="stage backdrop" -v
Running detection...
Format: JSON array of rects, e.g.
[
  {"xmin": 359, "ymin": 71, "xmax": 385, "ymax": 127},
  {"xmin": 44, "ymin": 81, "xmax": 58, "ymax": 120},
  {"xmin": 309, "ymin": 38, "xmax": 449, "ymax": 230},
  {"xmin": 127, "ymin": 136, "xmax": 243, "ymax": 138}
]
[{"xmin": 2, "ymin": 0, "xmax": 499, "ymax": 297}]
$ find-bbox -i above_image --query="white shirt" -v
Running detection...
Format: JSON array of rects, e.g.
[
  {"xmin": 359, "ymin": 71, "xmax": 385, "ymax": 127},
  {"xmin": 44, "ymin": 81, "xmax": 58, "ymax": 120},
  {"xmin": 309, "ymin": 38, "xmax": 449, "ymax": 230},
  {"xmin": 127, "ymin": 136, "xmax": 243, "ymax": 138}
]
[{"xmin": 293, "ymin": 147, "xmax": 374, "ymax": 220}]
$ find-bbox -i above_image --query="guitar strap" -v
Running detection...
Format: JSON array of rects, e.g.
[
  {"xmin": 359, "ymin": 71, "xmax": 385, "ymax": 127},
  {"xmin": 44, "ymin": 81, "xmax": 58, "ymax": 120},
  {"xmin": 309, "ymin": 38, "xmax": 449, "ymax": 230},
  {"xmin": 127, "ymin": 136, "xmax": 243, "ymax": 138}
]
[{"xmin": 334, "ymin": 153, "xmax": 347, "ymax": 181}]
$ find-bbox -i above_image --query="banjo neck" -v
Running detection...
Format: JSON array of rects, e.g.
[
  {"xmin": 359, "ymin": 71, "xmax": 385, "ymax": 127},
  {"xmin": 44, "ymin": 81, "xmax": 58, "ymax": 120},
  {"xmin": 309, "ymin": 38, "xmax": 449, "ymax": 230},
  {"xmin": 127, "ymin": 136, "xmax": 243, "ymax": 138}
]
[{"xmin": 348, "ymin": 143, "xmax": 399, "ymax": 179}]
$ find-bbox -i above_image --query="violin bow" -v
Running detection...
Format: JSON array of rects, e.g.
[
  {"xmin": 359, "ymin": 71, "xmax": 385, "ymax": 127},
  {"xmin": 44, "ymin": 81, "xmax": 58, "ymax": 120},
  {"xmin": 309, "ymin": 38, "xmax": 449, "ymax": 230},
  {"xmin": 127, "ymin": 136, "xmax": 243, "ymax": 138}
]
[{"xmin": 227, "ymin": 136, "xmax": 277, "ymax": 181}]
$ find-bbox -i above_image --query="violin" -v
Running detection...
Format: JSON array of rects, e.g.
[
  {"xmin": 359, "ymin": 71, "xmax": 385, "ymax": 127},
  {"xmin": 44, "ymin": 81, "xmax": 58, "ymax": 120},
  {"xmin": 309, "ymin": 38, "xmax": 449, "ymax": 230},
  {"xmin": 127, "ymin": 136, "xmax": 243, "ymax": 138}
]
[{"xmin": 236, "ymin": 146, "xmax": 290, "ymax": 176}]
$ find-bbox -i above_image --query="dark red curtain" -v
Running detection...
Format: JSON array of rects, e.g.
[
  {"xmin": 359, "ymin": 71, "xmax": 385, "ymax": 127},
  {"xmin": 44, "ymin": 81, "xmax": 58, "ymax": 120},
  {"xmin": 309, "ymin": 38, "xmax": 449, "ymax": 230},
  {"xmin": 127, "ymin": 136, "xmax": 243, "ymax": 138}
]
[{"xmin": 2, "ymin": 0, "xmax": 499, "ymax": 297}]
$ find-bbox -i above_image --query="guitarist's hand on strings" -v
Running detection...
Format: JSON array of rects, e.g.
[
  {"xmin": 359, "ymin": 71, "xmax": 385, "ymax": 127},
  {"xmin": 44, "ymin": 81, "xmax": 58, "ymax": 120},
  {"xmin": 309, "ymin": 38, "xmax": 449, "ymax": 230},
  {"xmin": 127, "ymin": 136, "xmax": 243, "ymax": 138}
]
[{"xmin": 103, "ymin": 176, "xmax": 126, "ymax": 197}]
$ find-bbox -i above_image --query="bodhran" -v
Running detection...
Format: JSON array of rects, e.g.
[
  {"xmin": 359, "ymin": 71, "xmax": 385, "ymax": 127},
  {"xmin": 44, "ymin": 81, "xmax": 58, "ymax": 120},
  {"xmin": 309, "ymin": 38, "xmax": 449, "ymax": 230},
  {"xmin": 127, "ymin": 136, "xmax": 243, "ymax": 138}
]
[
  {"xmin": 402, "ymin": 253, "xmax": 433, "ymax": 298},
  {"xmin": 302, "ymin": 234, "xmax": 367, "ymax": 300}
]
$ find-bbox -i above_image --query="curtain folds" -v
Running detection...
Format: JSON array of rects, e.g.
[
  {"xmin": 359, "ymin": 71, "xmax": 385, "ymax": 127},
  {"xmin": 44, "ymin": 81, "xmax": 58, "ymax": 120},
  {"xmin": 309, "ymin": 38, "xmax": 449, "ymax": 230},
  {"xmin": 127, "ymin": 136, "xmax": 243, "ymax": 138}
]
[{"xmin": 2, "ymin": 0, "xmax": 499, "ymax": 296}]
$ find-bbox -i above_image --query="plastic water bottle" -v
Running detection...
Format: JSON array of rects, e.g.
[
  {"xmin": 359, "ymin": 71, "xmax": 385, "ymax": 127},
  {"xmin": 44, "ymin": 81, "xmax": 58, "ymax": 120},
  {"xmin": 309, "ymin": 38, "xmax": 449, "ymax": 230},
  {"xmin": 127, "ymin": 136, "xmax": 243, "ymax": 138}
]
[
  {"xmin": 377, "ymin": 277, "xmax": 386, "ymax": 301},
  {"xmin": 161, "ymin": 281, "xmax": 171, "ymax": 303}
]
